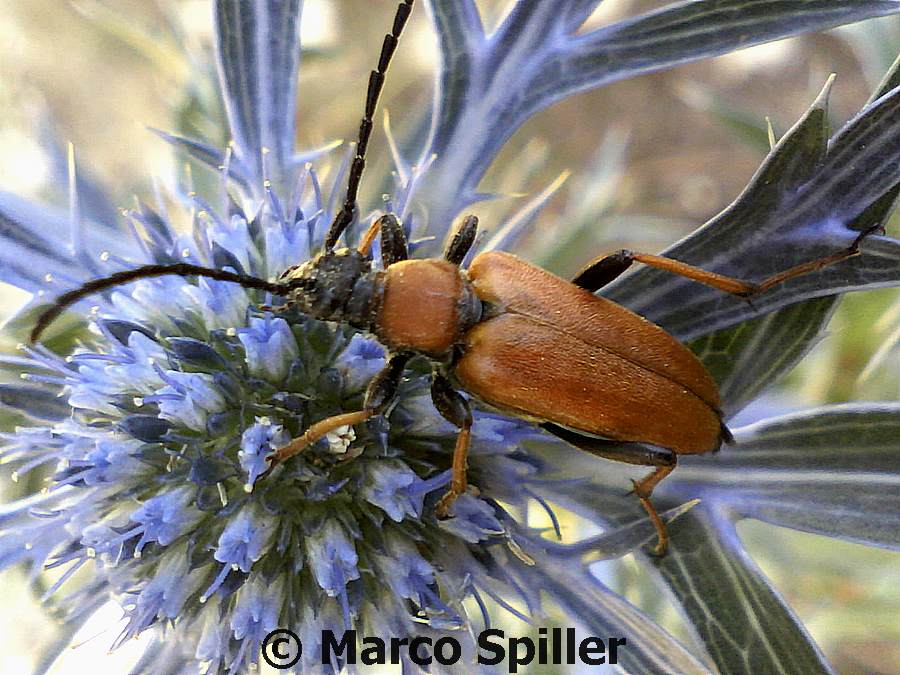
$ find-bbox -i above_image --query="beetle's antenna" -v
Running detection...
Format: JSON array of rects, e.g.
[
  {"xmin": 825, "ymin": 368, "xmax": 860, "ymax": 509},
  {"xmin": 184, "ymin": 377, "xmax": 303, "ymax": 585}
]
[
  {"xmin": 30, "ymin": 263, "xmax": 287, "ymax": 343},
  {"xmin": 323, "ymin": 0, "xmax": 414, "ymax": 251}
]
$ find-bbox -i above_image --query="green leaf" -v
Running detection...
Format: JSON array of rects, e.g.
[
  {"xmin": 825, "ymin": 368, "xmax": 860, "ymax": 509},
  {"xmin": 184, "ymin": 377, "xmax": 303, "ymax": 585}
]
[
  {"xmin": 646, "ymin": 508, "xmax": 833, "ymax": 675},
  {"xmin": 421, "ymin": 0, "xmax": 900, "ymax": 225},
  {"xmin": 676, "ymin": 404, "xmax": 900, "ymax": 547},
  {"xmin": 868, "ymin": 51, "xmax": 900, "ymax": 104},
  {"xmin": 605, "ymin": 77, "xmax": 900, "ymax": 342},
  {"xmin": 0, "ymin": 384, "xmax": 68, "ymax": 423},
  {"xmin": 1, "ymin": 297, "xmax": 89, "ymax": 354},
  {"xmin": 563, "ymin": 2, "xmax": 900, "ymax": 93},
  {"xmin": 685, "ymin": 59, "xmax": 900, "ymax": 410},
  {"xmin": 689, "ymin": 297, "xmax": 836, "ymax": 414},
  {"xmin": 530, "ymin": 441, "xmax": 835, "ymax": 675},
  {"xmin": 530, "ymin": 562, "xmax": 712, "ymax": 675}
]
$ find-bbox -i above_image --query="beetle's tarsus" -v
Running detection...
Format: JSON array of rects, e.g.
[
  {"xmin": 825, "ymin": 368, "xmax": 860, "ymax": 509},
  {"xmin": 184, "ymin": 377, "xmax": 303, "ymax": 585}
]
[
  {"xmin": 636, "ymin": 493, "xmax": 669, "ymax": 556},
  {"xmin": 648, "ymin": 542, "xmax": 668, "ymax": 558},
  {"xmin": 850, "ymin": 222, "xmax": 884, "ymax": 251},
  {"xmin": 430, "ymin": 371, "xmax": 474, "ymax": 520},
  {"xmin": 435, "ymin": 491, "xmax": 460, "ymax": 519}
]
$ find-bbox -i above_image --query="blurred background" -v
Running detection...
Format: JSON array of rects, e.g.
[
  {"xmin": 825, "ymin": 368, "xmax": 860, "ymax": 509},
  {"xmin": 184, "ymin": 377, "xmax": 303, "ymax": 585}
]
[{"xmin": 0, "ymin": 0, "xmax": 897, "ymax": 672}]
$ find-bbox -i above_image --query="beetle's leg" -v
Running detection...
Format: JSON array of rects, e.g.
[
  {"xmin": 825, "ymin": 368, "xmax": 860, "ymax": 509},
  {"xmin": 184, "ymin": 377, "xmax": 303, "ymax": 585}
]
[
  {"xmin": 263, "ymin": 352, "xmax": 410, "ymax": 475},
  {"xmin": 541, "ymin": 423, "xmax": 677, "ymax": 555},
  {"xmin": 628, "ymin": 465, "xmax": 676, "ymax": 557},
  {"xmin": 357, "ymin": 218, "xmax": 383, "ymax": 256},
  {"xmin": 573, "ymin": 224, "xmax": 882, "ymax": 296},
  {"xmin": 258, "ymin": 301, "xmax": 294, "ymax": 313},
  {"xmin": 571, "ymin": 250, "xmax": 634, "ymax": 291},
  {"xmin": 444, "ymin": 215, "xmax": 479, "ymax": 266},
  {"xmin": 358, "ymin": 214, "xmax": 409, "ymax": 266},
  {"xmin": 267, "ymin": 410, "xmax": 375, "ymax": 468},
  {"xmin": 431, "ymin": 371, "xmax": 474, "ymax": 517}
]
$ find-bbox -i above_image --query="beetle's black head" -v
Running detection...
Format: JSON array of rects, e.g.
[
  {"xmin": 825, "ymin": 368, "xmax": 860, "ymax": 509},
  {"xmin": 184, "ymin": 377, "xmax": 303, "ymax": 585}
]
[{"xmin": 279, "ymin": 248, "xmax": 373, "ymax": 323}]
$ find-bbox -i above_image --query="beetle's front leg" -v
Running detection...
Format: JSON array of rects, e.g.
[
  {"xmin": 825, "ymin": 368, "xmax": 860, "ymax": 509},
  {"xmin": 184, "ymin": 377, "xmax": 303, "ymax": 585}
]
[
  {"xmin": 430, "ymin": 371, "xmax": 473, "ymax": 518},
  {"xmin": 357, "ymin": 213, "xmax": 409, "ymax": 266},
  {"xmin": 263, "ymin": 352, "xmax": 410, "ymax": 476}
]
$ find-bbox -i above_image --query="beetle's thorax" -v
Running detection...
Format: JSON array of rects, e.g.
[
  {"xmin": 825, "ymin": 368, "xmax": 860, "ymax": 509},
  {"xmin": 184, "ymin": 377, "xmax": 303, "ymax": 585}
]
[
  {"xmin": 279, "ymin": 252, "xmax": 482, "ymax": 357},
  {"xmin": 374, "ymin": 259, "xmax": 481, "ymax": 357},
  {"xmin": 279, "ymin": 248, "xmax": 380, "ymax": 329}
]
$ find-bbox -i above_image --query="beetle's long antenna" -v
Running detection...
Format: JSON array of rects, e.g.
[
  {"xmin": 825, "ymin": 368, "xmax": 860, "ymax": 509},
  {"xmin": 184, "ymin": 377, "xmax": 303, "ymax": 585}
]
[
  {"xmin": 323, "ymin": 0, "xmax": 414, "ymax": 251},
  {"xmin": 30, "ymin": 263, "xmax": 287, "ymax": 343}
]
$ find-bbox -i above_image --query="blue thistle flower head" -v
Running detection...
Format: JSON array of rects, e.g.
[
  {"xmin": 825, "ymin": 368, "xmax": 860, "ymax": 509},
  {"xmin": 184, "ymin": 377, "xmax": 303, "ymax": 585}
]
[
  {"xmin": 1, "ymin": 1, "xmax": 899, "ymax": 673},
  {"xmin": 0, "ymin": 87, "xmax": 555, "ymax": 675}
]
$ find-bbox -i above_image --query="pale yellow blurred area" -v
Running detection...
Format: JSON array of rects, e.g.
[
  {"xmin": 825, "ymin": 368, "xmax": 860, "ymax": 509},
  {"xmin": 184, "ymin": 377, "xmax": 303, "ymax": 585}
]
[{"xmin": 0, "ymin": 1, "xmax": 896, "ymax": 673}]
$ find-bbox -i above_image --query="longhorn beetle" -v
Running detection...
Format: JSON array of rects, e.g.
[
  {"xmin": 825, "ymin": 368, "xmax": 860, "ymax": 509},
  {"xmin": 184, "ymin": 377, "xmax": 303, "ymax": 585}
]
[{"xmin": 31, "ymin": 0, "xmax": 882, "ymax": 555}]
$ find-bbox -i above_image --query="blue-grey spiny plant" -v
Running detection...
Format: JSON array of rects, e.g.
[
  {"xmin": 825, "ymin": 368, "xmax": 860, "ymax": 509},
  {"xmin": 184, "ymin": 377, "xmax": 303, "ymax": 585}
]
[{"xmin": 0, "ymin": 1, "xmax": 899, "ymax": 673}]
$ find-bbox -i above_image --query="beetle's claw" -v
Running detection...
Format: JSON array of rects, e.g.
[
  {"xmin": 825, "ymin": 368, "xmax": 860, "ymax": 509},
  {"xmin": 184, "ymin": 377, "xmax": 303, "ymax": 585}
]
[
  {"xmin": 254, "ymin": 454, "xmax": 281, "ymax": 484},
  {"xmin": 648, "ymin": 541, "xmax": 668, "ymax": 558},
  {"xmin": 435, "ymin": 490, "xmax": 460, "ymax": 519},
  {"xmin": 626, "ymin": 479, "xmax": 639, "ymax": 497},
  {"xmin": 851, "ymin": 222, "xmax": 886, "ymax": 251}
]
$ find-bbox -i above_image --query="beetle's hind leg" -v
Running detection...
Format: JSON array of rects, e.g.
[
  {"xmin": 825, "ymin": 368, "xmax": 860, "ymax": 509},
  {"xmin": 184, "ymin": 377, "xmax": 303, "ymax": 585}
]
[
  {"xmin": 572, "ymin": 223, "xmax": 883, "ymax": 297},
  {"xmin": 541, "ymin": 423, "xmax": 677, "ymax": 556},
  {"xmin": 262, "ymin": 352, "xmax": 410, "ymax": 478},
  {"xmin": 430, "ymin": 371, "xmax": 474, "ymax": 518}
]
